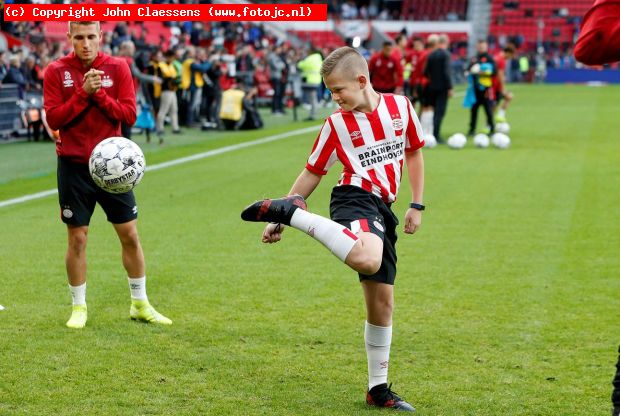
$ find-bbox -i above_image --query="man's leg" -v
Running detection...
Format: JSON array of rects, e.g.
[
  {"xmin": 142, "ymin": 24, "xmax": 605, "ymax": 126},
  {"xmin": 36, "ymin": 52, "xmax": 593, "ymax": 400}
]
[
  {"xmin": 612, "ymin": 346, "xmax": 620, "ymax": 415},
  {"xmin": 469, "ymin": 101, "xmax": 480, "ymax": 135},
  {"xmin": 65, "ymin": 225, "xmax": 89, "ymax": 328},
  {"xmin": 433, "ymin": 91, "xmax": 448, "ymax": 141},
  {"xmin": 113, "ymin": 220, "xmax": 171, "ymax": 325},
  {"xmin": 483, "ymin": 96, "xmax": 495, "ymax": 133},
  {"xmin": 156, "ymin": 91, "xmax": 172, "ymax": 140},
  {"xmin": 170, "ymin": 94, "xmax": 180, "ymax": 132}
]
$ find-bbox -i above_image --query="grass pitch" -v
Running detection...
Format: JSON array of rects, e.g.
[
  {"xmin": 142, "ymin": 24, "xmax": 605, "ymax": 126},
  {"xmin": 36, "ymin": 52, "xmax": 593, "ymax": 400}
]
[{"xmin": 1, "ymin": 85, "xmax": 619, "ymax": 415}]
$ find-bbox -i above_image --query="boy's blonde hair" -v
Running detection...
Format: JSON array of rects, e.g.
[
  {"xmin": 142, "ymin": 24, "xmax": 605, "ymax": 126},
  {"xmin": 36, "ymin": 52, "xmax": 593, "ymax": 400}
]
[{"xmin": 320, "ymin": 47, "xmax": 369, "ymax": 80}]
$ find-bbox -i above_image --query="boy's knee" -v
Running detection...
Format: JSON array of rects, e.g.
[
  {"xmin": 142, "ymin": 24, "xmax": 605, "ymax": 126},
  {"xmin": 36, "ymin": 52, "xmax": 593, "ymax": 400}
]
[{"xmin": 349, "ymin": 252, "xmax": 382, "ymax": 275}]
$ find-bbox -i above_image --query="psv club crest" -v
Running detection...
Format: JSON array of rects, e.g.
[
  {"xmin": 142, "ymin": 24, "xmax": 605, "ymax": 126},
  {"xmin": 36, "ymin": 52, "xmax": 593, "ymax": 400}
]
[
  {"xmin": 63, "ymin": 71, "xmax": 73, "ymax": 87},
  {"xmin": 102, "ymin": 75, "xmax": 113, "ymax": 88}
]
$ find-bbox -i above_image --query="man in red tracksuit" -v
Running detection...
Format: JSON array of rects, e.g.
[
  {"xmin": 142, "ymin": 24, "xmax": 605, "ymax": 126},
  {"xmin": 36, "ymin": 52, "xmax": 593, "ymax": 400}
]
[
  {"xmin": 368, "ymin": 41, "xmax": 403, "ymax": 94},
  {"xmin": 44, "ymin": 21, "xmax": 171, "ymax": 329},
  {"xmin": 574, "ymin": 3, "xmax": 620, "ymax": 414},
  {"xmin": 574, "ymin": 0, "xmax": 620, "ymax": 65}
]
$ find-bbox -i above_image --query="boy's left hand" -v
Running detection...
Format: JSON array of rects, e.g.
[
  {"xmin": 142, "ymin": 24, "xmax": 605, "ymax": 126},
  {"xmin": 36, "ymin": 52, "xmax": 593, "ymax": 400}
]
[{"xmin": 404, "ymin": 208, "xmax": 422, "ymax": 234}]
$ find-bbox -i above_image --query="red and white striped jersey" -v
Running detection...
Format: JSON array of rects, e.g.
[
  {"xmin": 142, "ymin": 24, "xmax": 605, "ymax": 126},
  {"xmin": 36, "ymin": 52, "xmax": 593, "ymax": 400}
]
[{"xmin": 306, "ymin": 94, "xmax": 424, "ymax": 203}]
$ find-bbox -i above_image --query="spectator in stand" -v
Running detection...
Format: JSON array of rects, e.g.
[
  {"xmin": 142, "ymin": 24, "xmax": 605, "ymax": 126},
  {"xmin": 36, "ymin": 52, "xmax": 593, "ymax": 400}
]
[
  {"xmin": 37, "ymin": 55, "xmax": 51, "ymax": 87},
  {"xmin": 236, "ymin": 45, "xmax": 255, "ymax": 87},
  {"xmin": 172, "ymin": 47, "xmax": 186, "ymax": 125},
  {"xmin": 156, "ymin": 50, "xmax": 181, "ymax": 144},
  {"xmin": 181, "ymin": 46, "xmax": 211, "ymax": 128},
  {"xmin": 202, "ymin": 52, "xmax": 223, "ymax": 130},
  {"xmin": 268, "ymin": 43, "xmax": 287, "ymax": 115},
  {"xmin": 3, "ymin": 54, "xmax": 27, "ymax": 99},
  {"xmin": 368, "ymin": 41, "xmax": 403, "ymax": 94},
  {"xmin": 341, "ymin": 0, "xmax": 359, "ymax": 19},
  {"xmin": 423, "ymin": 34, "xmax": 453, "ymax": 144},
  {"xmin": 0, "ymin": 51, "xmax": 9, "ymax": 85},
  {"xmin": 22, "ymin": 55, "xmax": 43, "ymax": 92},
  {"xmin": 118, "ymin": 40, "xmax": 162, "ymax": 140},
  {"xmin": 297, "ymin": 46, "xmax": 323, "ymax": 121}
]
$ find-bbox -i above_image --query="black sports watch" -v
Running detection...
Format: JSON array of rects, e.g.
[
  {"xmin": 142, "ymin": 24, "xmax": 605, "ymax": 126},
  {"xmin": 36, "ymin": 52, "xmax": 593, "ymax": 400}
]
[{"xmin": 409, "ymin": 203, "xmax": 425, "ymax": 211}]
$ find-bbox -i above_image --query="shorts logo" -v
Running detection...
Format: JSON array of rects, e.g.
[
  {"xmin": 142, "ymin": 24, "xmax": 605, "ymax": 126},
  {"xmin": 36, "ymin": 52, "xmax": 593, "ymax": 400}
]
[
  {"xmin": 63, "ymin": 71, "xmax": 73, "ymax": 87},
  {"xmin": 132, "ymin": 206, "xmax": 138, "ymax": 214},
  {"xmin": 102, "ymin": 75, "xmax": 113, "ymax": 88},
  {"xmin": 62, "ymin": 208, "xmax": 73, "ymax": 218},
  {"xmin": 392, "ymin": 118, "xmax": 403, "ymax": 130},
  {"xmin": 373, "ymin": 220, "xmax": 384, "ymax": 232}
]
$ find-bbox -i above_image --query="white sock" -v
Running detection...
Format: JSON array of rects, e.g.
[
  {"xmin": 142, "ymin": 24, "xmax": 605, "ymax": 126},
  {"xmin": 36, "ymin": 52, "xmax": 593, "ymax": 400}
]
[
  {"xmin": 498, "ymin": 108, "xmax": 506, "ymax": 118},
  {"xmin": 289, "ymin": 209, "xmax": 359, "ymax": 262},
  {"xmin": 365, "ymin": 321, "xmax": 392, "ymax": 389},
  {"xmin": 128, "ymin": 276, "xmax": 148, "ymax": 301},
  {"xmin": 421, "ymin": 110, "xmax": 434, "ymax": 136},
  {"xmin": 69, "ymin": 282, "xmax": 86, "ymax": 306}
]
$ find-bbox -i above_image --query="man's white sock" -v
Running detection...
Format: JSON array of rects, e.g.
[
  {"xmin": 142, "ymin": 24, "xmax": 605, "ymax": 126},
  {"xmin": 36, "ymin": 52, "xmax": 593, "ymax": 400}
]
[
  {"xmin": 421, "ymin": 110, "xmax": 434, "ymax": 136},
  {"xmin": 69, "ymin": 282, "xmax": 86, "ymax": 306},
  {"xmin": 365, "ymin": 321, "xmax": 392, "ymax": 389},
  {"xmin": 289, "ymin": 209, "xmax": 359, "ymax": 262},
  {"xmin": 128, "ymin": 276, "xmax": 148, "ymax": 301}
]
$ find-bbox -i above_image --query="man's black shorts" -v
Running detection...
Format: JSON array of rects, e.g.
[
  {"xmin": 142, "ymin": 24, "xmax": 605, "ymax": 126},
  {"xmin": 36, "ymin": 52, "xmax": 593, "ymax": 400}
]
[
  {"xmin": 57, "ymin": 157, "xmax": 138, "ymax": 226},
  {"xmin": 329, "ymin": 185, "xmax": 398, "ymax": 285}
]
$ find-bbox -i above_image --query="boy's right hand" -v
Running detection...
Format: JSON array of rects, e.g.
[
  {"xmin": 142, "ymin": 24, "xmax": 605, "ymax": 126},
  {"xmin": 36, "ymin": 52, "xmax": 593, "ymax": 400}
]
[{"xmin": 262, "ymin": 223, "xmax": 285, "ymax": 244}]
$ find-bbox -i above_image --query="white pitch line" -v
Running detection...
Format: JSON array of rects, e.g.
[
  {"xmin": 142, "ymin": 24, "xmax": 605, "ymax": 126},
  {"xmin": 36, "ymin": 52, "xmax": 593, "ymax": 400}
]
[{"xmin": 0, "ymin": 125, "xmax": 321, "ymax": 209}]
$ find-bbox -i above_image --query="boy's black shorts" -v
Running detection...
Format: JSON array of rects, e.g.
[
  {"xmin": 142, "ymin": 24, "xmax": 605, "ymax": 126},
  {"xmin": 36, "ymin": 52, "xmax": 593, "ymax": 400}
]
[
  {"xmin": 329, "ymin": 185, "xmax": 398, "ymax": 285},
  {"xmin": 57, "ymin": 157, "xmax": 138, "ymax": 226}
]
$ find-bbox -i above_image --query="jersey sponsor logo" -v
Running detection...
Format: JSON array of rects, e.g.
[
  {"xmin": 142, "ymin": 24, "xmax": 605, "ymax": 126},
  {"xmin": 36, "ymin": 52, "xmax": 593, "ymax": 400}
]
[
  {"xmin": 102, "ymin": 75, "xmax": 113, "ymax": 88},
  {"xmin": 63, "ymin": 71, "xmax": 73, "ymax": 87},
  {"xmin": 62, "ymin": 208, "xmax": 73, "ymax": 218},
  {"xmin": 357, "ymin": 139, "xmax": 404, "ymax": 168}
]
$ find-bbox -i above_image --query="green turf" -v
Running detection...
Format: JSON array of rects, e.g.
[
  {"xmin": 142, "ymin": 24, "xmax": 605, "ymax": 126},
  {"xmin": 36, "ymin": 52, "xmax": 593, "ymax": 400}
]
[{"xmin": 0, "ymin": 85, "xmax": 619, "ymax": 415}]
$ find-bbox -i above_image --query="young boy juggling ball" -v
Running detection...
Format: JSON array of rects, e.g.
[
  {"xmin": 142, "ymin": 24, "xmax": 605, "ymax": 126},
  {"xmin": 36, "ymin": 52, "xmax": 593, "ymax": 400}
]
[{"xmin": 242, "ymin": 46, "xmax": 425, "ymax": 411}]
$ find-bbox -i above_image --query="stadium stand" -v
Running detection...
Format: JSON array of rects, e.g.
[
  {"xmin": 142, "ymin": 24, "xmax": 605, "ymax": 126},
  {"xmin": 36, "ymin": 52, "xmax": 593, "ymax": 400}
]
[
  {"xmin": 402, "ymin": 0, "xmax": 469, "ymax": 21},
  {"xmin": 489, "ymin": 0, "xmax": 593, "ymax": 47},
  {"xmin": 290, "ymin": 30, "xmax": 345, "ymax": 50}
]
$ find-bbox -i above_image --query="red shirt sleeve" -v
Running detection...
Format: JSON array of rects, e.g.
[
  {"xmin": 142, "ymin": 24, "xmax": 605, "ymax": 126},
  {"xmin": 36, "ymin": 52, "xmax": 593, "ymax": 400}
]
[
  {"xmin": 306, "ymin": 118, "xmax": 338, "ymax": 175},
  {"xmin": 91, "ymin": 59, "xmax": 137, "ymax": 126},
  {"xmin": 43, "ymin": 64, "xmax": 91, "ymax": 131},
  {"xmin": 574, "ymin": 0, "xmax": 620, "ymax": 65},
  {"xmin": 404, "ymin": 97, "xmax": 424, "ymax": 152}
]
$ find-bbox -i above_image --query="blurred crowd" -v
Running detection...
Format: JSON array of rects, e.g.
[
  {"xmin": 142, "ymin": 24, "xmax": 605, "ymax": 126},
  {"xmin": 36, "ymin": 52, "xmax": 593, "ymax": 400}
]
[{"xmin": 0, "ymin": 14, "xmax": 613, "ymax": 142}]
